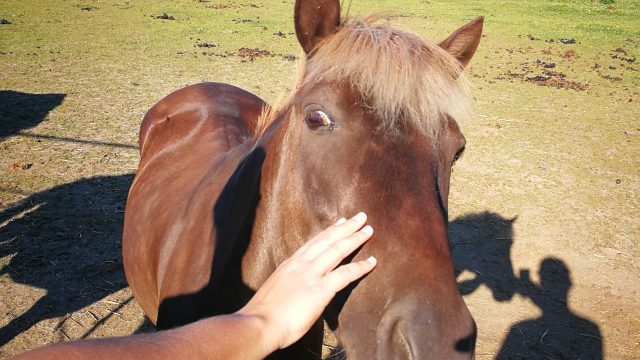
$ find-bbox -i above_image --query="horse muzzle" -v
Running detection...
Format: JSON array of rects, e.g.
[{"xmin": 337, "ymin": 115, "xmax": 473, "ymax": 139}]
[{"xmin": 373, "ymin": 300, "xmax": 477, "ymax": 360}]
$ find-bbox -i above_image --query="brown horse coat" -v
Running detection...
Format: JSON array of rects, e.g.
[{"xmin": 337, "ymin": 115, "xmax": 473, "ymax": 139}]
[{"xmin": 124, "ymin": 1, "xmax": 484, "ymax": 358}]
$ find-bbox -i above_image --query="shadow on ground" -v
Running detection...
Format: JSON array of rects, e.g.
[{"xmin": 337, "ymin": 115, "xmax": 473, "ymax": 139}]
[
  {"xmin": 0, "ymin": 174, "xmax": 137, "ymax": 346},
  {"xmin": 450, "ymin": 211, "xmax": 602, "ymax": 359},
  {"xmin": 0, "ymin": 90, "xmax": 65, "ymax": 139},
  {"xmin": 0, "ymin": 185, "xmax": 604, "ymax": 359}
]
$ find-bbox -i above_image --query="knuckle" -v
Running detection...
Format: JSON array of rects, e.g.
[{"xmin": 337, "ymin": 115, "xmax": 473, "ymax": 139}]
[
  {"xmin": 337, "ymin": 265, "xmax": 353, "ymax": 277},
  {"xmin": 327, "ymin": 242, "xmax": 341, "ymax": 253}
]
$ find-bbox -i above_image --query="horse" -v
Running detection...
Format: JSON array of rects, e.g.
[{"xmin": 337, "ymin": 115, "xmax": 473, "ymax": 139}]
[{"xmin": 123, "ymin": 1, "xmax": 483, "ymax": 358}]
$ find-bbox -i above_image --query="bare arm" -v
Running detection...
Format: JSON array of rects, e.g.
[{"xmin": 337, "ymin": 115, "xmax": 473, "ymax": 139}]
[
  {"xmin": 14, "ymin": 315, "xmax": 270, "ymax": 360},
  {"xmin": 14, "ymin": 212, "xmax": 376, "ymax": 360}
]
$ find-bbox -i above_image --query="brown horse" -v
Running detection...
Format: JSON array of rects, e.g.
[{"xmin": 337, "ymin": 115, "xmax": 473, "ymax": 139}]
[{"xmin": 123, "ymin": 1, "xmax": 483, "ymax": 358}]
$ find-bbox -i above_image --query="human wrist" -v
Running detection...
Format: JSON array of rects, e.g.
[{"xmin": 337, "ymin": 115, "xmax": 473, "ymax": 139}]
[{"xmin": 233, "ymin": 308, "xmax": 280, "ymax": 357}]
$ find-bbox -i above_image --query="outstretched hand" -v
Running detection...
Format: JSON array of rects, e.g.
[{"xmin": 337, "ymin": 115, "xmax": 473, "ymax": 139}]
[{"xmin": 238, "ymin": 212, "xmax": 376, "ymax": 352}]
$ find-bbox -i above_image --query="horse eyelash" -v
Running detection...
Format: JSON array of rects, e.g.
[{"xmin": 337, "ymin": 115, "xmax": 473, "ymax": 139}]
[
  {"xmin": 453, "ymin": 148, "xmax": 465, "ymax": 164},
  {"xmin": 304, "ymin": 110, "xmax": 336, "ymax": 130}
]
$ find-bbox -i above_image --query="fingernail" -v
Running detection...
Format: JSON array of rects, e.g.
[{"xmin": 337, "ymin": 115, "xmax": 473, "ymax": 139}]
[
  {"xmin": 335, "ymin": 217, "xmax": 347, "ymax": 225},
  {"xmin": 360, "ymin": 225, "xmax": 373, "ymax": 235},
  {"xmin": 352, "ymin": 212, "xmax": 366, "ymax": 222},
  {"xmin": 367, "ymin": 256, "xmax": 377, "ymax": 265}
]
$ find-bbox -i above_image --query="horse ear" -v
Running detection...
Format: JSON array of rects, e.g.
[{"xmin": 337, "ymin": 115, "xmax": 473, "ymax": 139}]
[
  {"xmin": 295, "ymin": 0, "xmax": 341, "ymax": 54},
  {"xmin": 438, "ymin": 16, "xmax": 484, "ymax": 68}
]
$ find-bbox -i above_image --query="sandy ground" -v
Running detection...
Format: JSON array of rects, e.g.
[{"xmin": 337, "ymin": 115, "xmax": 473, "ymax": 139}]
[
  {"xmin": 1, "ymin": 1, "xmax": 639, "ymax": 359},
  {"xmin": 2, "ymin": 83, "xmax": 638, "ymax": 360}
]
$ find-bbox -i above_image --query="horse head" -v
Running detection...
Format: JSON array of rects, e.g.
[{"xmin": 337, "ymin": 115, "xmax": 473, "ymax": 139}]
[{"xmin": 247, "ymin": 1, "xmax": 484, "ymax": 358}]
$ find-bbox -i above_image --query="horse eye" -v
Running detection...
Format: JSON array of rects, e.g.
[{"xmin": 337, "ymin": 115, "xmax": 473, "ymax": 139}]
[
  {"xmin": 453, "ymin": 147, "xmax": 465, "ymax": 164},
  {"xmin": 304, "ymin": 110, "xmax": 335, "ymax": 130}
]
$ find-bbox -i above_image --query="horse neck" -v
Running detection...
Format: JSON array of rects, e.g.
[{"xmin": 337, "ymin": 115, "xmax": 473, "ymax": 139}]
[{"xmin": 239, "ymin": 110, "xmax": 310, "ymax": 287}]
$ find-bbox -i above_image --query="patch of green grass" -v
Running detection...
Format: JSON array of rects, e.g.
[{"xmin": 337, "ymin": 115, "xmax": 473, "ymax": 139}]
[
  {"xmin": 0, "ymin": 1, "xmax": 639, "ymax": 358},
  {"xmin": 0, "ymin": 0, "xmax": 637, "ymax": 247}
]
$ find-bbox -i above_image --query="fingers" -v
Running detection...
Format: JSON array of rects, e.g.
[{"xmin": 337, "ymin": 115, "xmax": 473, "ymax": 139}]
[
  {"xmin": 297, "ymin": 212, "xmax": 368, "ymax": 260},
  {"xmin": 312, "ymin": 225, "xmax": 374, "ymax": 274},
  {"xmin": 324, "ymin": 256, "xmax": 377, "ymax": 293}
]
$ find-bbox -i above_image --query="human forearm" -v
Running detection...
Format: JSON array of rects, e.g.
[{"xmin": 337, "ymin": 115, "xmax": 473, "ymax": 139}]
[{"xmin": 14, "ymin": 314, "xmax": 272, "ymax": 360}]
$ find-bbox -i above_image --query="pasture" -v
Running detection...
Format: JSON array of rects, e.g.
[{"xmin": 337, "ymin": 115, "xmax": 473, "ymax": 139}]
[{"xmin": 1, "ymin": 0, "xmax": 638, "ymax": 358}]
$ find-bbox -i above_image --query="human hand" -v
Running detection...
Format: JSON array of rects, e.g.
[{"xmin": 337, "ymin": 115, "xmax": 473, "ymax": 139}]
[{"xmin": 237, "ymin": 212, "xmax": 376, "ymax": 353}]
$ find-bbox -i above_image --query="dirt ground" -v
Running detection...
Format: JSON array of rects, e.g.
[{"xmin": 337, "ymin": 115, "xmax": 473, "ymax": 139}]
[{"xmin": 1, "ymin": 1, "xmax": 639, "ymax": 359}]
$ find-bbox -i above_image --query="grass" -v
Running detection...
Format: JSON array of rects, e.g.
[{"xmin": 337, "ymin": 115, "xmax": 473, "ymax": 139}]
[{"xmin": 1, "ymin": 0, "xmax": 639, "ymax": 358}]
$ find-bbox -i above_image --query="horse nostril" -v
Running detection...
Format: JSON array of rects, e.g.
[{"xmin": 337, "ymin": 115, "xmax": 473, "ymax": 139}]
[
  {"xmin": 455, "ymin": 331, "xmax": 476, "ymax": 353},
  {"xmin": 455, "ymin": 320, "xmax": 477, "ymax": 354},
  {"xmin": 390, "ymin": 320, "xmax": 414, "ymax": 359},
  {"xmin": 377, "ymin": 312, "xmax": 415, "ymax": 359}
]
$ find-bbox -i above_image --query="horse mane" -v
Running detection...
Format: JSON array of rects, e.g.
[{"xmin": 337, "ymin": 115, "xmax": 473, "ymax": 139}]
[{"xmin": 255, "ymin": 16, "xmax": 472, "ymax": 140}]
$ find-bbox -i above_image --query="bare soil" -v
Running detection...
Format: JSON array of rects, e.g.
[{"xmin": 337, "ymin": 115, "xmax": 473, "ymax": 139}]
[{"xmin": 1, "ymin": 1, "xmax": 639, "ymax": 359}]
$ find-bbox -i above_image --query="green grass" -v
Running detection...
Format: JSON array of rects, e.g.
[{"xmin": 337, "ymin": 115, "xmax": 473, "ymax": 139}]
[
  {"xmin": 1, "ymin": 0, "xmax": 638, "ymax": 273},
  {"xmin": 1, "ymin": 0, "xmax": 638, "ymax": 286},
  {"xmin": 1, "ymin": 0, "xmax": 639, "ymax": 358}
]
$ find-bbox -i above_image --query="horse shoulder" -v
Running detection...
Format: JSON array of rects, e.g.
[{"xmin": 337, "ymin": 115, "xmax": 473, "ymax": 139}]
[{"xmin": 124, "ymin": 82, "xmax": 266, "ymax": 325}]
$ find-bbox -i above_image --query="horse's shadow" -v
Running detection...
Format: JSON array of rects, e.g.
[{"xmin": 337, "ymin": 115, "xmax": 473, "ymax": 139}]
[
  {"xmin": 0, "ymin": 174, "xmax": 135, "ymax": 346},
  {"xmin": 449, "ymin": 212, "xmax": 519, "ymax": 302},
  {"xmin": 449, "ymin": 211, "xmax": 602, "ymax": 359},
  {"xmin": 0, "ymin": 90, "xmax": 65, "ymax": 138}
]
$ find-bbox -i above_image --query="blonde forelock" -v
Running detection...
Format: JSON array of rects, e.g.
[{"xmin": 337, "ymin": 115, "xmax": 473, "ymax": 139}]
[{"xmin": 256, "ymin": 16, "xmax": 472, "ymax": 140}]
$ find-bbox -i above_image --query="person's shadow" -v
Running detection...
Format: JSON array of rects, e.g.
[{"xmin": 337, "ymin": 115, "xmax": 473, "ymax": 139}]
[
  {"xmin": 449, "ymin": 212, "xmax": 602, "ymax": 359},
  {"xmin": 0, "ymin": 90, "xmax": 65, "ymax": 138},
  {"xmin": 496, "ymin": 257, "xmax": 602, "ymax": 360},
  {"xmin": 0, "ymin": 174, "xmax": 135, "ymax": 346}
]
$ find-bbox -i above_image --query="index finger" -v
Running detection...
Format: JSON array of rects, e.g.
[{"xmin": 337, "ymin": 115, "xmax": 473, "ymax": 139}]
[{"xmin": 296, "ymin": 212, "xmax": 368, "ymax": 260}]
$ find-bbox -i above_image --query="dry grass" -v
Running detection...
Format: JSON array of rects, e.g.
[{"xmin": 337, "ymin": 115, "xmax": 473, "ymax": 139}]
[{"xmin": 1, "ymin": 0, "xmax": 639, "ymax": 358}]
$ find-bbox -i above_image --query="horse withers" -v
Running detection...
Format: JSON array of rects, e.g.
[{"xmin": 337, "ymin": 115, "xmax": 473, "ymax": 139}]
[{"xmin": 123, "ymin": 1, "xmax": 483, "ymax": 359}]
